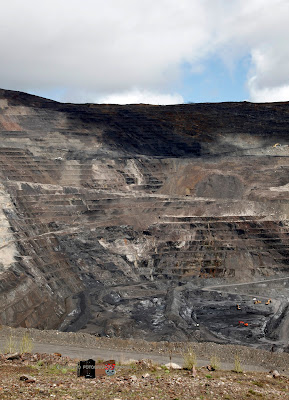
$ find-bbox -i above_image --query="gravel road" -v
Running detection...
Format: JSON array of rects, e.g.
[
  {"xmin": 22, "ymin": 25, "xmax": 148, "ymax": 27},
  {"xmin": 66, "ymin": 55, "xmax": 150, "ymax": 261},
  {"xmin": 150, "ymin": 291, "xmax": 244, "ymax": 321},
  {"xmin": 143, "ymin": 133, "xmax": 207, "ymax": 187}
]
[{"xmin": 0, "ymin": 325, "xmax": 288, "ymax": 375}]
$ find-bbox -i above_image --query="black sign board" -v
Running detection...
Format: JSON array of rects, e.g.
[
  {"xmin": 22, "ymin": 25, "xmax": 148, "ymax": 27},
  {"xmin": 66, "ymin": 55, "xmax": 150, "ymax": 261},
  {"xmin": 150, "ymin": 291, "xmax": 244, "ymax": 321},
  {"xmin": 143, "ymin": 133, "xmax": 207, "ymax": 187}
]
[
  {"xmin": 77, "ymin": 359, "xmax": 116, "ymax": 378},
  {"xmin": 77, "ymin": 359, "xmax": 96, "ymax": 379}
]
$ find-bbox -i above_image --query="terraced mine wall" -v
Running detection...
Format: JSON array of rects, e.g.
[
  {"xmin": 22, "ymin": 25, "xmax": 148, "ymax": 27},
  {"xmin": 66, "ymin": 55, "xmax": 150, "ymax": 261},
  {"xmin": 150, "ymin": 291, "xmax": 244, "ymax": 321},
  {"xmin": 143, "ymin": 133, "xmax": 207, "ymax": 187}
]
[{"xmin": 0, "ymin": 89, "xmax": 288, "ymax": 351}]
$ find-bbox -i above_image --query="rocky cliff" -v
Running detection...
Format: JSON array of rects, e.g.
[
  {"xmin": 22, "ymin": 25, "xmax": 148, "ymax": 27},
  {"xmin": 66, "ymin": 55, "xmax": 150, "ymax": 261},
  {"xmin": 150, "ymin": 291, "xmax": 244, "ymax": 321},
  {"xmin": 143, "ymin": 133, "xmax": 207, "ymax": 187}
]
[{"xmin": 0, "ymin": 88, "xmax": 288, "ymax": 351}]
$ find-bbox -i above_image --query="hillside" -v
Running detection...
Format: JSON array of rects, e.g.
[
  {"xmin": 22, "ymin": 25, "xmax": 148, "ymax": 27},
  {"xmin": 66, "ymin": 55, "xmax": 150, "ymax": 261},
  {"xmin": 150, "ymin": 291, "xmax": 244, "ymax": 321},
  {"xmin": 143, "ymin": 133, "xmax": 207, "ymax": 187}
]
[{"xmin": 0, "ymin": 88, "xmax": 288, "ymax": 351}]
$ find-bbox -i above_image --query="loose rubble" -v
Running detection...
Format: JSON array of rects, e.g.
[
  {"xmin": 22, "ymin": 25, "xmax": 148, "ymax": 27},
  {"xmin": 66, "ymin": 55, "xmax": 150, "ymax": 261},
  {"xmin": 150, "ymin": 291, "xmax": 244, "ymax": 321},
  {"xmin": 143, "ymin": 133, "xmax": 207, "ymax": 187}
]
[{"xmin": 0, "ymin": 352, "xmax": 288, "ymax": 399}]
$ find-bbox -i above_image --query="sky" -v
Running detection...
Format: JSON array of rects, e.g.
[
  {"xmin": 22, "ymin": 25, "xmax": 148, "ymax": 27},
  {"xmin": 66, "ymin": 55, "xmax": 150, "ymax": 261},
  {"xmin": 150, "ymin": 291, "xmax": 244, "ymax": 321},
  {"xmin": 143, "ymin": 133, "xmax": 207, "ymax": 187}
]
[{"xmin": 1, "ymin": 0, "xmax": 289, "ymax": 105}]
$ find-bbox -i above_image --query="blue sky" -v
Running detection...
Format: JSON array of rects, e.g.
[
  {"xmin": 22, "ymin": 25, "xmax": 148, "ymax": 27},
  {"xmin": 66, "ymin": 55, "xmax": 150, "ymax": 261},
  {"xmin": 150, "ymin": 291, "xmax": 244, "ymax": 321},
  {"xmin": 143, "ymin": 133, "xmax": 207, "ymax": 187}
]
[
  {"xmin": 0, "ymin": 0, "xmax": 289, "ymax": 105},
  {"xmin": 180, "ymin": 57, "xmax": 250, "ymax": 103}
]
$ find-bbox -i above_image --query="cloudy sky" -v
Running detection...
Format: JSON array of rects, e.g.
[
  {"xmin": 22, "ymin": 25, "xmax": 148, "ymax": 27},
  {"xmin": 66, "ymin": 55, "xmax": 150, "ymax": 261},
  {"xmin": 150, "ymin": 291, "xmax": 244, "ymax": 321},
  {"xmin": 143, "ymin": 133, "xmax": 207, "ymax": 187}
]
[{"xmin": 1, "ymin": 0, "xmax": 289, "ymax": 104}]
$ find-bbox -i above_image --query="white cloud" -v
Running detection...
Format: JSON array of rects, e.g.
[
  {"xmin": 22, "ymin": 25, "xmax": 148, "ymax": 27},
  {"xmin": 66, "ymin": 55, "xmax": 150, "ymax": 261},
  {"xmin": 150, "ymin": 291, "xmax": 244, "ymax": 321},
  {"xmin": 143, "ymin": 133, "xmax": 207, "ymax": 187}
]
[
  {"xmin": 247, "ymin": 45, "xmax": 289, "ymax": 102},
  {"xmin": 248, "ymin": 82, "xmax": 289, "ymax": 103},
  {"xmin": 0, "ymin": 0, "xmax": 211, "ymax": 101},
  {"xmin": 97, "ymin": 89, "xmax": 183, "ymax": 105},
  {"xmin": 0, "ymin": 0, "xmax": 289, "ymax": 103},
  {"xmin": 227, "ymin": 1, "xmax": 289, "ymax": 102}
]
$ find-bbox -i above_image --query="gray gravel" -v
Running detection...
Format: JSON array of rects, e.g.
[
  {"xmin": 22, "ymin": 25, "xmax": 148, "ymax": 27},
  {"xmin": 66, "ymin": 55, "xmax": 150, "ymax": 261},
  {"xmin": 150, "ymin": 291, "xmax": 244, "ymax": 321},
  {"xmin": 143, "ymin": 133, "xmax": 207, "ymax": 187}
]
[{"xmin": 0, "ymin": 325, "xmax": 288, "ymax": 375}]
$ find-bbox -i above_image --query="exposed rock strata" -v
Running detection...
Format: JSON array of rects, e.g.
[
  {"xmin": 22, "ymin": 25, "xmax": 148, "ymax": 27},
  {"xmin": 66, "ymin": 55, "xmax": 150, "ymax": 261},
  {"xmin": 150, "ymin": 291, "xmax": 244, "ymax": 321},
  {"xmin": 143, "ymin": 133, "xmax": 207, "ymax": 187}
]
[{"xmin": 0, "ymin": 88, "xmax": 288, "ymax": 351}]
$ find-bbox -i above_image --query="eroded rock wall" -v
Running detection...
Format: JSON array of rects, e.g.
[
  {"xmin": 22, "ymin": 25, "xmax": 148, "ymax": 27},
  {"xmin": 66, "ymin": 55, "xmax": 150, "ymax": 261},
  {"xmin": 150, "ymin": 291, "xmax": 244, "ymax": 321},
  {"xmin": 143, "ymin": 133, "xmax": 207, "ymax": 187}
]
[{"xmin": 0, "ymin": 89, "xmax": 288, "ymax": 349}]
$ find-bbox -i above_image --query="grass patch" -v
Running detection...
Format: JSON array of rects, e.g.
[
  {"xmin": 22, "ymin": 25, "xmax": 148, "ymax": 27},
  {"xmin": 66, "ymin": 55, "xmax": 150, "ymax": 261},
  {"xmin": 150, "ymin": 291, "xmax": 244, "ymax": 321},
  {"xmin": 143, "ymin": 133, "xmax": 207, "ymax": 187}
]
[
  {"xmin": 1, "ymin": 332, "xmax": 33, "ymax": 354},
  {"xmin": 19, "ymin": 333, "xmax": 33, "ymax": 353},
  {"xmin": 210, "ymin": 354, "xmax": 220, "ymax": 370},
  {"xmin": 233, "ymin": 354, "xmax": 243, "ymax": 373},
  {"xmin": 46, "ymin": 364, "xmax": 68, "ymax": 374},
  {"xmin": 183, "ymin": 346, "xmax": 197, "ymax": 370},
  {"xmin": 252, "ymin": 381, "xmax": 264, "ymax": 388},
  {"xmin": 247, "ymin": 389, "xmax": 263, "ymax": 397},
  {"xmin": 4, "ymin": 334, "xmax": 18, "ymax": 353}
]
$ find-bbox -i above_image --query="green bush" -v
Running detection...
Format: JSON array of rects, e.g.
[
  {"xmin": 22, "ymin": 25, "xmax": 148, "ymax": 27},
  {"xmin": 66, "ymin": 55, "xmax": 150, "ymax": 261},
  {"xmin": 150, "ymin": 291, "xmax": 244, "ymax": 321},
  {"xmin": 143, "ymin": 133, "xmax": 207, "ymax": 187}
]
[
  {"xmin": 20, "ymin": 332, "xmax": 33, "ymax": 353},
  {"xmin": 183, "ymin": 346, "xmax": 197, "ymax": 369},
  {"xmin": 210, "ymin": 354, "xmax": 220, "ymax": 370},
  {"xmin": 4, "ymin": 334, "xmax": 18, "ymax": 353},
  {"xmin": 233, "ymin": 354, "xmax": 243, "ymax": 373}
]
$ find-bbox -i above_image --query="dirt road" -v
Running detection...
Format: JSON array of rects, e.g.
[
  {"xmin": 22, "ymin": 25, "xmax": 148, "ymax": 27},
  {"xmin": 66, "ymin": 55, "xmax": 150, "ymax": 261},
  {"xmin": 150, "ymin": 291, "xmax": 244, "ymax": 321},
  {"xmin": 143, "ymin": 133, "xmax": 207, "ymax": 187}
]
[{"xmin": 0, "ymin": 326, "xmax": 288, "ymax": 375}]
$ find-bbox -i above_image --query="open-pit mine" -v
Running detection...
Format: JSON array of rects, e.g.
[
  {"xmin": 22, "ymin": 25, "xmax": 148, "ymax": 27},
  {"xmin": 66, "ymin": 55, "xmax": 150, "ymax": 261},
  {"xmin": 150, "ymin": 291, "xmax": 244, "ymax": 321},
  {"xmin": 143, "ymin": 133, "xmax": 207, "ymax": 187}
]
[{"xmin": 0, "ymin": 88, "xmax": 288, "ymax": 352}]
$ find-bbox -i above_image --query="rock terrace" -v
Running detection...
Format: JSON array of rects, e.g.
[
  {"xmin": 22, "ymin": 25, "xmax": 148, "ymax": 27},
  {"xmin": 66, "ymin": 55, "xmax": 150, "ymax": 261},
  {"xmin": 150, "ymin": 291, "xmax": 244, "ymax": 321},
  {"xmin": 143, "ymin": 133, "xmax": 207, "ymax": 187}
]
[{"xmin": 0, "ymin": 89, "xmax": 288, "ymax": 351}]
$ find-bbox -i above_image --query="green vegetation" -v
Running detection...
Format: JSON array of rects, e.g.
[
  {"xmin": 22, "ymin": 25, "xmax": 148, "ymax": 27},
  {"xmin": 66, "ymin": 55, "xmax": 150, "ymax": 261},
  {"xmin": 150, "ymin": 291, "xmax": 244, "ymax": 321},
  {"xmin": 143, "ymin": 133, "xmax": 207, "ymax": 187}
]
[
  {"xmin": 1, "ymin": 332, "xmax": 34, "ymax": 354},
  {"xmin": 247, "ymin": 389, "xmax": 263, "ymax": 396},
  {"xmin": 252, "ymin": 381, "xmax": 264, "ymax": 388},
  {"xmin": 20, "ymin": 332, "xmax": 33, "ymax": 353},
  {"xmin": 210, "ymin": 354, "xmax": 221, "ymax": 370},
  {"xmin": 183, "ymin": 346, "xmax": 197, "ymax": 369},
  {"xmin": 4, "ymin": 334, "xmax": 18, "ymax": 353},
  {"xmin": 233, "ymin": 354, "xmax": 243, "ymax": 373},
  {"xmin": 46, "ymin": 364, "xmax": 69, "ymax": 374}
]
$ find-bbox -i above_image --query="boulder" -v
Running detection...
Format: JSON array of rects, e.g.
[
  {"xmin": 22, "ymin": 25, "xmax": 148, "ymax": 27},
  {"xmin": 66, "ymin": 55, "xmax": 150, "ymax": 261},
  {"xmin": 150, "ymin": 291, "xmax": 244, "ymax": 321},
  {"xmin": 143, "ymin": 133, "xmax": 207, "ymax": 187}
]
[{"xmin": 164, "ymin": 362, "xmax": 182, "ymax": 370}]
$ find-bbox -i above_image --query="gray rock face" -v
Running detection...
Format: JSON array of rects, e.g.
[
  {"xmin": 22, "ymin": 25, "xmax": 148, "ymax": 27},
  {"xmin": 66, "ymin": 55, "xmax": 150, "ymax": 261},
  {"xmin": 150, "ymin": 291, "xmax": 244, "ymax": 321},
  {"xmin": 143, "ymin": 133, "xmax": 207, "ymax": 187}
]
[
  {"xmin": 0, "ymin": 88, "xmax": 288, "ymax": 351},
  {"xmin": 195, "ymin": 174, "xmax": 244, "ymax": 199}
]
